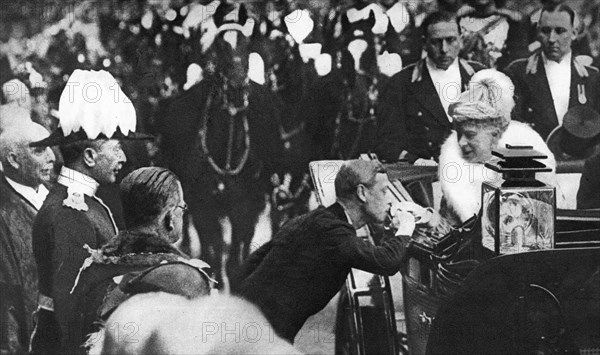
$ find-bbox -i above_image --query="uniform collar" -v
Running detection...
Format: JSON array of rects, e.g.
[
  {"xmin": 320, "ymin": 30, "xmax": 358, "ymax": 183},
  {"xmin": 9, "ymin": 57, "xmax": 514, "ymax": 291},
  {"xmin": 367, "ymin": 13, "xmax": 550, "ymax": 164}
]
[
  {"xmin": 4, "ymin": 176, "xmax": 49, "ymax": 210},
  {"xmin": 542, "ymin": 51, "xmax": 572, "ymax": 67},
  {"xmin": 425, "ymin": 56, "xmax": 460, "ymax": 74},
  {"xmin": 57, "ymin": 166, "xmax": 99, "ymax": 197}
]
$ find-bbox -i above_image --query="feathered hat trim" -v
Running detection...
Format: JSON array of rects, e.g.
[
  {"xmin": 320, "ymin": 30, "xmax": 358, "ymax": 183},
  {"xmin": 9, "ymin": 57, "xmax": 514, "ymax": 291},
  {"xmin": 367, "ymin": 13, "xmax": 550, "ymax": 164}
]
[
  {"xmin": 449, "ymin": 69, "xmax": 515, "ymax": 128},
  {"xmin": 30, "ymin": 69, "xmax": 152, "ymax": 147}
]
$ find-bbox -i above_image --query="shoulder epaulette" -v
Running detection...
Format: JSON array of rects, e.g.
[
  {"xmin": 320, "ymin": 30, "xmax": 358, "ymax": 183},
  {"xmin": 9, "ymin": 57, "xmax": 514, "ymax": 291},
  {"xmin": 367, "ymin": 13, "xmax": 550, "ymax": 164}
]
[
  {"xmin": 573, "ymin": 57, "xmax": 590, "ymax": 78},
  {"xmin": 526, "ymin": 53, "xmax": 540, "ymax": 74},
  {"xmin": 505, "ymin": 57, "xmax": 528, "ymax": 71},
  {"xmin": 587, "ymin": 65, "xmax": 599, "ymax": 73},
  {"xmin": 459, "ymin": 58, "xmax": 476, "ymax": 76},
  {"xmin": 496, "ymin": 8, "xmax": 524, "ymax": 22},
  {"xmin": 411, "ymin": 59, "xmax": 425, "ymax": 83}
]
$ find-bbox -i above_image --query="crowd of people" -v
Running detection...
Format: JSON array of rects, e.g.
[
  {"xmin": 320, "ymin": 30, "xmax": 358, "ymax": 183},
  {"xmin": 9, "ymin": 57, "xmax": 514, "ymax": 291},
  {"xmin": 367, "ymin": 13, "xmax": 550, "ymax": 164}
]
[{"xmin": 1, "ymin": 0, "xmax": 600, "ymax": 354}]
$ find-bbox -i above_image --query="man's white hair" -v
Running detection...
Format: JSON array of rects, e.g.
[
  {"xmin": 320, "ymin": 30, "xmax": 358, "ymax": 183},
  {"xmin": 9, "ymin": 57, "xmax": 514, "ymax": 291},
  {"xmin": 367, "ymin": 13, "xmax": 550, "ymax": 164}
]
[{"xmin": 0, "ymin": 120, "xmax": 48, "ymax": 165}]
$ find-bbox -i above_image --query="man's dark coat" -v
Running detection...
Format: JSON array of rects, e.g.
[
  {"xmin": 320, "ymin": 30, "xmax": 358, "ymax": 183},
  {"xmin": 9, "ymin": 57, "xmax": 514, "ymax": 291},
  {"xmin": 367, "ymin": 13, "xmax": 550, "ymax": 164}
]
[
  {"xmin": 0, "ymin": 176, "xmax": 40, "ymax": 354},
  {"xmin": 234, "ymin": 203, "xmax": 409, "ymax": 343},
  {"xmin": 32, "ymin": 184, "xmax": 117, "ymax": 354}
]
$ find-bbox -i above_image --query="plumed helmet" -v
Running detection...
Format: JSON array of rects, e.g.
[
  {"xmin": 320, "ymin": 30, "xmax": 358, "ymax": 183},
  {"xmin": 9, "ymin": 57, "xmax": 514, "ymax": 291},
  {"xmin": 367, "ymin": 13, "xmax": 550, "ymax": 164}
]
[{"xmin": 30, "ymin": 69, "xmax": 152, "ymax": 147}]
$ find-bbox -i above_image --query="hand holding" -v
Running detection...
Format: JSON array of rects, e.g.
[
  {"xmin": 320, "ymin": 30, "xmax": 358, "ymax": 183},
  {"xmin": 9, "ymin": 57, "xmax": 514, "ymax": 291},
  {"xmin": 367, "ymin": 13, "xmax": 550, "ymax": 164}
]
[{"xmin": 393, "ymin": 209, "xmax": 416, "ymax": 236}]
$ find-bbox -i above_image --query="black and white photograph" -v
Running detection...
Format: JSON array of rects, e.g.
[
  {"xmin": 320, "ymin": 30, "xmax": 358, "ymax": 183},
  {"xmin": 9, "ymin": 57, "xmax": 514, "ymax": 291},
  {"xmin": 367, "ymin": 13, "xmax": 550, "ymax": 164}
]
[{"xmin": 1, "ymin": 0, "xmax": 599, "ymax": 354}]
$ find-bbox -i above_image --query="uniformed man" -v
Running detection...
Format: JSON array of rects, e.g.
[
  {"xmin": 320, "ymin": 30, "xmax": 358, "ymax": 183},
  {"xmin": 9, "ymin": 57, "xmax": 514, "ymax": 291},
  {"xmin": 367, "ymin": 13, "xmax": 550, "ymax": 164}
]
[
  {"xmin": 458, "ymin": 0, "xmax": 528, "ymax": 69},
  {"xmin": 375, "ymin": 11, "xmax": 485, "ymax": 165},
  {"xmin": 527, "ymin": 0, "xmax": 592, "ymax": 60},
  {"xmin": 29, "ymin": 69, "xmax": 151, "ymax": 354},
  {"xmin": 505, "ymin": 3, "xmax": 600, "ymax": 141}
]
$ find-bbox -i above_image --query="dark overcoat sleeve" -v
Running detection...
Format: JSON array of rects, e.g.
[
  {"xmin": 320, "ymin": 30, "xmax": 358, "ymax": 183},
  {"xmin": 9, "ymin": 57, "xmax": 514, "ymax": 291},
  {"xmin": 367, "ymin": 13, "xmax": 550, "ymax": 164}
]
[
  {"xmin": 328, "ymin": 221, "xmax": 410, "ymax": 276},
  {"xmin": 48, "ymin": 209, "xmax": 100, "ymax": 346},
  {"xmin": 375, "ymin": 72, "xmax": 416, "ymax": 163},
  {"xmin": 0, "ymin": 220, "xmax": 27, "ymax": 354},
  {"xmin": 230, "ymin": 240, "xmax": 273, "ymax": 292},
  {"xmin": 577, "ymin": 153, "xmax": 600, "ymax": 209}
]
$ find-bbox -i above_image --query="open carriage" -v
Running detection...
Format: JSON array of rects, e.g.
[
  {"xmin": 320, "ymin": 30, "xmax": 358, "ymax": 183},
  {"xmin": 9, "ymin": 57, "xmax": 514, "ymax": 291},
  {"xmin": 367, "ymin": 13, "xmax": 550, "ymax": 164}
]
[{"xmin": 309, "ymin": 158, "xmax": 600, "ymax": 355}]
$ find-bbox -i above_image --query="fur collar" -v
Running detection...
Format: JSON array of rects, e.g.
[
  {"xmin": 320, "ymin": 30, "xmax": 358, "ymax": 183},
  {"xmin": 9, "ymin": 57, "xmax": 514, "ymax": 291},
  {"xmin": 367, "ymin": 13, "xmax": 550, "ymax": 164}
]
[
  {"xmin": 101, "ymin": 230, "xmax": 185, "ymax": 258},
  {"xmin": 438, "ymin": 121, "xmax": 560, "ymax": 223}
]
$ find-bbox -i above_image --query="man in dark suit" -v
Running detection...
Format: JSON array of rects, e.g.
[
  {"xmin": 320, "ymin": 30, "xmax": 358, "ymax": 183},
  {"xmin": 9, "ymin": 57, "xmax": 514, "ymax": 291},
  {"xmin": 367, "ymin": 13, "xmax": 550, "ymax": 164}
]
[
  {"xmin": 234, "ymin": 160, "xmax": 418, "ymax": 343},
  {"xmin": 375, "ymin": 11, "xmax": 485, "ymax": 165},
  {"xmin": 505, "ymin": 3, "xmax": 600, "ymax": 141},
  {"xmin": 0, "ymin": 118, "xmax": 55, "ymax": 354}
]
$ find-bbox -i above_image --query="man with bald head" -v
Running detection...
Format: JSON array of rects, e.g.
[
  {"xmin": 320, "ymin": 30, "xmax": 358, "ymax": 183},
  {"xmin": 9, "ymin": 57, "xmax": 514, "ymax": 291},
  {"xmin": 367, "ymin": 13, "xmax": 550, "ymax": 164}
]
[{"xmin": 0, "ymin": 120, "xmax": 55, "ymax": 354}]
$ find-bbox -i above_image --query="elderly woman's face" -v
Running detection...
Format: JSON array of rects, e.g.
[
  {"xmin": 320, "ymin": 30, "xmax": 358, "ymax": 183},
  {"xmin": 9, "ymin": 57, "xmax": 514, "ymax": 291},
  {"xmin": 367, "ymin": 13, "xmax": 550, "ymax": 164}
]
[{"xmin": 457, "ymin": 124, "xmax": 499, "ymax": 163}]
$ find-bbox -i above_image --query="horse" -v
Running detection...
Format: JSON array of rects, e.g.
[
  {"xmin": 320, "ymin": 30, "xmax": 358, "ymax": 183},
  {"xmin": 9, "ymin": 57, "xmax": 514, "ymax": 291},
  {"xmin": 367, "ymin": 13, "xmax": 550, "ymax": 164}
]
[
  {"xmin": 254, "ymin": 6, "xmax": 321, "ymax": 232},
  {"xmin": 159, "ymin": 2, "xmax": 284, "ymax": 289},
  {"xmin": 302, "ymin": 8, "xmax": 398, "ymax": 161}
]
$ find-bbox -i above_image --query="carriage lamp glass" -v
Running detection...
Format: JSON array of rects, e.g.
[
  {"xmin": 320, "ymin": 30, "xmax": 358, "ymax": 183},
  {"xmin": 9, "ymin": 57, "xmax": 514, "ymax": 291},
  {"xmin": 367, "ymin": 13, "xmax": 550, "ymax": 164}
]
[{"xmin": 481, "ymin": 145, "xmax": 556, "ymax": 255}]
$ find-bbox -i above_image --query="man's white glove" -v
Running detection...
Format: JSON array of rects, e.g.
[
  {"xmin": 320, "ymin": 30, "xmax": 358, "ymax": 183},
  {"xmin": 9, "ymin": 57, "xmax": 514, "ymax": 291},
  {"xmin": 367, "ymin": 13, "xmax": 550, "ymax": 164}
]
[
  {"xmin": 396, "ymin": 201, "xmax": 441, "ymax": 228},
  {"xmin": 393, "ymin": 210, "xmax": 416, "ymax": 236}
]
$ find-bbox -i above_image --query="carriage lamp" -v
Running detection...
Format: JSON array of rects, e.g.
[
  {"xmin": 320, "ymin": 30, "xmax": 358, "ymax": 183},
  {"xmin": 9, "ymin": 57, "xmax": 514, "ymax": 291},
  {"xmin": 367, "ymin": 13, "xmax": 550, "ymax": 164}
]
[{"xmin": 482, "ymin": 145, "xmax": 556, "ymax": 255}]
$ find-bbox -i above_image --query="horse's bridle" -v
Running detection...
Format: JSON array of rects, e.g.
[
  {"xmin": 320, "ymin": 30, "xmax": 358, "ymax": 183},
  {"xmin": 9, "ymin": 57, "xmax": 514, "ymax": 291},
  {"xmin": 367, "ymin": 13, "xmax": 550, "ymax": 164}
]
[
  {"xmin": 199, "ymin": 76, "xmax": 251, "ymax": 176},
  {"xmin": 331, "ymin": 54, "xmax": 380, "ymax": 159}
]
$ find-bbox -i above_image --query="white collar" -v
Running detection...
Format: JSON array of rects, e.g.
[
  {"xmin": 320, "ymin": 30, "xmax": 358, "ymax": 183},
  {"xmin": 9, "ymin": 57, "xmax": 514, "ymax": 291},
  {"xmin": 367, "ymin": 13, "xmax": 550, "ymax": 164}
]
[
  {"xmin": 542, "ymin": 51, "xmax": 572, "ymax": 67},
  {"xmin": 57, "ymin": 166, "xmax": 99, "ymax": 197},
  {"xmin": 343, "ymin": 208, "xmax": 354, "ymax": 226},
  {"xmin": 337, "ymin": 201, "xmax": 355, "ymax": 226},
  {"xmin": 425, "ymin": 56, "xmax": 460, "ymax": 74},
  {"xmin": 5, "ymin": 176, "xmax": 49, "ymax": 210}
]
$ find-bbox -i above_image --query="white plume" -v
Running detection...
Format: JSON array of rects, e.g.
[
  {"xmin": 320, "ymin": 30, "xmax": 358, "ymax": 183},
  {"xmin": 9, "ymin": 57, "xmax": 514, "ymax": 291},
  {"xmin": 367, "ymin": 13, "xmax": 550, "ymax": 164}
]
[{"xmin": 59, "ymin": 69, "xmax": 136, "ymax": 139}]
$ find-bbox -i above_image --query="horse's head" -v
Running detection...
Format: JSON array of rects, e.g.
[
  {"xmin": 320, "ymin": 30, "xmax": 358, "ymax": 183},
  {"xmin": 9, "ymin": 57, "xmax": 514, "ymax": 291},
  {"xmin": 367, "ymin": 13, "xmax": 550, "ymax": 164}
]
[
  {"xmin": 339, "ymin": 9, "xmax": 378, "ymax": 77},
  {"xmin": 206, "ymin": 3, "xmax": 255, "ymax": 88}
]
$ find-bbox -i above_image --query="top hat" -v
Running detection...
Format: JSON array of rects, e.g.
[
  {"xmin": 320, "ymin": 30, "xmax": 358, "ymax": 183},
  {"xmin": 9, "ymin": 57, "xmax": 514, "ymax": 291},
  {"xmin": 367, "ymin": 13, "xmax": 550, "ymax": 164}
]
[
  {"xmin": 30, "ymin": 69, "xmax": 152, "ymax": 147},
  {"xmin": 546, "ymin": 106, "xmax": 600, "ymax": 161}
]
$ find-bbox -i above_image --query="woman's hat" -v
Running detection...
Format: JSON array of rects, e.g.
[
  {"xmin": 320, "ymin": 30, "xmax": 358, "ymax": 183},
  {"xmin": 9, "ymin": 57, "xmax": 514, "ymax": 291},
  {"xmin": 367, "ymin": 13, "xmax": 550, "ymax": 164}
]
[
  {"xmin": 449, "ymin": 69, "xmax": 515, "ymax": 128},
  {"xmin": 546, "ymin": 106, "xmax": 600, "ymax": 160},
  {"xmin": 30, "ymin": 69, "xmax": 152, "ymax": 147}
]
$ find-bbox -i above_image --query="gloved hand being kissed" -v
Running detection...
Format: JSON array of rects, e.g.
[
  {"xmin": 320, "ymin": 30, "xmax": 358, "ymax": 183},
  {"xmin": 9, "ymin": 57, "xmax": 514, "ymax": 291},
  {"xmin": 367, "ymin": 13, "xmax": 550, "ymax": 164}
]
[{"xmin": 393, "ymin": 209, "xmax": 416, "ymax": 236}]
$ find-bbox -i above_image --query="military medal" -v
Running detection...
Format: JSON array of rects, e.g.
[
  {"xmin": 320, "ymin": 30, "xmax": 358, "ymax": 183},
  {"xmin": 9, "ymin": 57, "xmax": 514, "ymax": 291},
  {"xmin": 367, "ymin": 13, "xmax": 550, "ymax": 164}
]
[
  {"xmin": 63, "ymin": 187, "xmax": 88, "ymax": 211},
  {"xmin": 578, "ymin": 84, "xmax": 587, "ymax": 105}
]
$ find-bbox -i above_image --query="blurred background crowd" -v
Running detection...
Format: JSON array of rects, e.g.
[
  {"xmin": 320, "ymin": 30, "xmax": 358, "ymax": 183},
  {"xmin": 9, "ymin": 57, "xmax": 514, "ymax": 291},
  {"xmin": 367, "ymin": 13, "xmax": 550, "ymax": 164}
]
[{"xmin": 1, "ymin": 0, "xmax": 599, "ymax": 146}]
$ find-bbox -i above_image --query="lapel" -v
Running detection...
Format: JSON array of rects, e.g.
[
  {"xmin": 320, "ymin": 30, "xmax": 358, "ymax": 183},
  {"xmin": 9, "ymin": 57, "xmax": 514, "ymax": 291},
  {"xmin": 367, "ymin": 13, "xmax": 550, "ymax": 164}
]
[
  {"xmin": 530, "ymin": 58, "xmax": 559, "ymax": 127},
  {"xmin": 569, "ymin": 60, "xmax": 587, "ymax": 107},
  {"xmin": 458, "ymin": 62, "xmax": 472, "ymax": 92},
  {"xmin": 410, "ymin": 63, "xmax": 451, "ymax": 127},
  {"xmin": 1, "ymin": 175, "xmax": 39, "ymax": 212}
]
